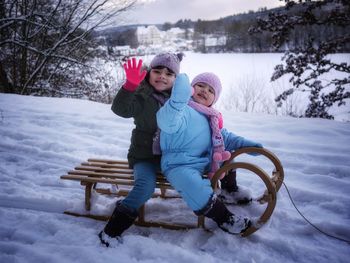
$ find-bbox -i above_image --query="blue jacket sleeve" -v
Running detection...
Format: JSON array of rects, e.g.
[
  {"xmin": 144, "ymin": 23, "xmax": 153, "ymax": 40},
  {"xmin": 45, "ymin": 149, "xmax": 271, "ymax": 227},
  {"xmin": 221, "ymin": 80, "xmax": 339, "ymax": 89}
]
[
  {"xmin": 221, "ymin": 128, "xmax": 263, "ymax": 153},
  {"xmin": 156, "ymin": 74, "xmax": 192, "ymax": 134}
]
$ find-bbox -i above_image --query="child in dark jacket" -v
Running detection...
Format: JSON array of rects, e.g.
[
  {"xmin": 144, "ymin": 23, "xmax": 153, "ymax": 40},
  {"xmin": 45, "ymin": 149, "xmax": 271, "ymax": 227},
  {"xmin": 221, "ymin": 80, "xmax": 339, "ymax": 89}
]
[
  {"xmin": 156, "ymin": 72, "xmax": 263, "ymax": 235},
  {"xmin": 99, "ymin": 53, "xmax": 183, "ymax": 247}
]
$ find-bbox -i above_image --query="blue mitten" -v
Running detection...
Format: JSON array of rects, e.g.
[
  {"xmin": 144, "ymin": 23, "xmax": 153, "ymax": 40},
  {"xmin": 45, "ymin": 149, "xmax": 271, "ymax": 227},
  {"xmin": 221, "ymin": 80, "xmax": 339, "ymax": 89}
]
[
  {"xmin": 171, "ymin": 73, "xmax": 192, "ymax": 103},
  {"xmin": 242, "ymin": 140, "xmax": 263, "ymax": 156}
]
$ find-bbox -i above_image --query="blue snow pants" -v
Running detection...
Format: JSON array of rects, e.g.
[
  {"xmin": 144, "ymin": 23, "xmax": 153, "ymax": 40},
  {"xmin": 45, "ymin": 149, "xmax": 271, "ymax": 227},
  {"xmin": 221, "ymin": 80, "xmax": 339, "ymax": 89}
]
[
  {"xmin": 165, "ymin": 166, "xmax": 213, "ymax": 211},
  {"xmin": 121, "ymin": 161, "xmax": 159, "ymax": 212}
]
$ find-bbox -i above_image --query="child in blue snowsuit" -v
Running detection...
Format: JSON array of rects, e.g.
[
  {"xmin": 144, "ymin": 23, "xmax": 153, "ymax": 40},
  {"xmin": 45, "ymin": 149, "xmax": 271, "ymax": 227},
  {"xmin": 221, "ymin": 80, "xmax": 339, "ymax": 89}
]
[{"xmin": 156, "ymin": 72, "xmax": 263, "ymax": 234}]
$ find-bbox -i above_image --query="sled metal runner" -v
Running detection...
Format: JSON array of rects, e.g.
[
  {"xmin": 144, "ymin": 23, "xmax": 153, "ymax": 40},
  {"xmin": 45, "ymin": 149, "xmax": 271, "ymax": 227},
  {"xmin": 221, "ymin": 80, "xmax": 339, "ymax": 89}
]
[{"xmin": 60, "ymin": 147, "xmax": 284, "ymax": 237}]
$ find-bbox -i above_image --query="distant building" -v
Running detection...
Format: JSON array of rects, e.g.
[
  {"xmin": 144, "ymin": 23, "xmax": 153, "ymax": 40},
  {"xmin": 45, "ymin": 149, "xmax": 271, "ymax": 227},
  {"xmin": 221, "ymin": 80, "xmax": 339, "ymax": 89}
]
[
  {"xmin": 136, "ymin": 26, "xmax": 163, "ymax": 45},
  {"xmin": 113, "ymin": 46, "xmax": 133, "ymax": 56},
  {"xmin": 204, "ymin": 35, "xmax": 227, "ymax": 52},
  {"xmin": 135, "ymin": 26, "xmax": 193, "ymax": 53},
  {"xmin": 165, "ymin": 27, "xmax": 186, "ymax": 40}
]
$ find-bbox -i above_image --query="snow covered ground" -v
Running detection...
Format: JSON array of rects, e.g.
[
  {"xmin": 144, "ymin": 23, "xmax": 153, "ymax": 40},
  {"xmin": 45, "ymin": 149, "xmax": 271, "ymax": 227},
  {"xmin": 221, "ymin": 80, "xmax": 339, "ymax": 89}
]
[
  {"xmin": 138, "ymin": 52, "xmax": 350, "ymax": 121},
  {"xmin": 0, "ymin": 93, "xmax": 349, "ymax": 263}
]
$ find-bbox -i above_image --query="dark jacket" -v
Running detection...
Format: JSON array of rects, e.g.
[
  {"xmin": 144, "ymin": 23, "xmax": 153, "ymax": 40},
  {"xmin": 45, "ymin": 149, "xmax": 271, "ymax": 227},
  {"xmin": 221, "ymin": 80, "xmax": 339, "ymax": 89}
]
[{"xmin": 111, "ymin": 80, "xmax": 170, "ymax": 167}]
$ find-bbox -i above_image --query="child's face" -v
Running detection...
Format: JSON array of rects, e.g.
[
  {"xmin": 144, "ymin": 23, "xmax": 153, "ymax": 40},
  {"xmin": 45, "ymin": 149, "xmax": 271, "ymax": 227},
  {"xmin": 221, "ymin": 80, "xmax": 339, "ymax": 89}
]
[
  {"xmin": 192, "ymin": 82, "xmax": 215, "ymax": 107},
  {"xmin": 149, "ymin": 68, "xmax": 176, "ymax": 92}
]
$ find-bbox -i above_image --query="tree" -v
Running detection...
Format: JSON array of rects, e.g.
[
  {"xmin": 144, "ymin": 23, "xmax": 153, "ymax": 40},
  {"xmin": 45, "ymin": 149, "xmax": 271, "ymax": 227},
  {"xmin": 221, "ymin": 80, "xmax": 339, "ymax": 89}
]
[
  {"xmin": 250, "ymin": 0, "xmax": 350, "ymax": 119},
  {"xmin": 0, "ymin": 0, "xmax": 136, "ymax": 96},
  {"xmin": 162, "ymin": 22, "xmax": 172, "ymax": 31}
]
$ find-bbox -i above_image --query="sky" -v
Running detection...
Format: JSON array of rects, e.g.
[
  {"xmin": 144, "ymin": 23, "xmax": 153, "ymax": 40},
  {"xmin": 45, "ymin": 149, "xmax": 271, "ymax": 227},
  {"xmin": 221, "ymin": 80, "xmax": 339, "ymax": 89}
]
[
  {"xmin": 0, "ymin": 52, "xmax": 350, "ymax": 263},
  {"xmin": 118, "ymin": 0, "xmax": 284, "ymax": 25}
]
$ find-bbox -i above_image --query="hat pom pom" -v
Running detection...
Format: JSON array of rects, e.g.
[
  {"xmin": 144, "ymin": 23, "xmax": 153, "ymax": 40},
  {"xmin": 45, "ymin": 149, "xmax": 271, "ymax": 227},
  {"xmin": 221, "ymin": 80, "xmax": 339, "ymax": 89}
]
[
  {"xmin": 213, "ymin": 151, "xmax": 231, "ymax": 162},
  {"xmin": 221, "ymin": 151, "xmax": 231, "ymax": 161},
  {"xmin": 177, "ymin": 52, "xmax": 185, "ymax": 62},
  {"xmin": 213, "ymin": 152, "xmax": 221, "ymax": 162}
]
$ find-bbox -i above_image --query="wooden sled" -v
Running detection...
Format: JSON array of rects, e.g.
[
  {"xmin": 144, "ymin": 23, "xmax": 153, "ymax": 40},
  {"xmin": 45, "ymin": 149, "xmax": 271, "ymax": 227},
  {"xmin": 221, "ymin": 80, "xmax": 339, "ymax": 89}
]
[{"xmin": 60, "ymin": 147, "xmax": 284, "ymax": 236}]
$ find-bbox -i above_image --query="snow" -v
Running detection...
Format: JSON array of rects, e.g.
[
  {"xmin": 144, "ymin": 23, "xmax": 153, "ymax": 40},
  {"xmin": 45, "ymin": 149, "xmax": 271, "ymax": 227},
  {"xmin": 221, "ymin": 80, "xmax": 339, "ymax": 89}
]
[
  {"xmin": 142, "ymin": 52, "xmax": 350, "ymax": 121},
  {"xmin": 1, "ymin": 92, "xmax": 349, "ymax": 263}
]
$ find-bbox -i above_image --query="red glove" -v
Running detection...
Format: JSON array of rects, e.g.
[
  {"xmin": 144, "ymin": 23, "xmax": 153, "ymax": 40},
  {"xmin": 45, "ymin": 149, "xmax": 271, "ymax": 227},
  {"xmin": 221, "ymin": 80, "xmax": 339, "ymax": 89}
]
[{"xmin": 123, "ymin": 58, "xmax": 147, "ymax": 92}]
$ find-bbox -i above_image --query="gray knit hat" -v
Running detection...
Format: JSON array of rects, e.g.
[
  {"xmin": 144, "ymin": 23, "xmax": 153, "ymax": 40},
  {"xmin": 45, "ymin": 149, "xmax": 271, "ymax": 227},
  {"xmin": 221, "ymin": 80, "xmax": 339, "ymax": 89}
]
[
  {"xmin": 191, "ymin": 72, "xmax": 222, "ymax": 105},
  {"xmin": 150, "ymin": 52, "xmax": 184, "ymax": 75}
]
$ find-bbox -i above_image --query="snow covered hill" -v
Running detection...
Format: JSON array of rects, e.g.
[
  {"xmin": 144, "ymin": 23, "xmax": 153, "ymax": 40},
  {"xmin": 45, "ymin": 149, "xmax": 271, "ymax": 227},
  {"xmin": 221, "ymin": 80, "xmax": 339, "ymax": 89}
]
[{"xmin": 0, "ymin": 94, "xmax": 349, "ymax": 263}]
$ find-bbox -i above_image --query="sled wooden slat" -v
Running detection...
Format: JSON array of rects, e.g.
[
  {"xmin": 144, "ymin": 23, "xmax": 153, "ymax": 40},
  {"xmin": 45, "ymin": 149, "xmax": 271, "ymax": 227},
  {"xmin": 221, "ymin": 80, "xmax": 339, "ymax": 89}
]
[
  {"xmin": 60, "ymin": 147, "xmax": 284, "ymax": 237},
  {"xmin": 68, "ymin": 170, "xmax": 134, "ymax": 180},
  {"xmin": 67, "ymin": 169, "xmax": 169, "ymax": 184},
  {"xmin": 81, "ymin": 162, "xmax": 132, "ymax": 172},
  {"xmin": 87, "ymin": 158, "xmax": 129, "ymax": 165},
  {"xmin": 61, "ymin": 174, "xmax": 135, "ymax": 186},
  {"xmin": 61, "ymin": 174, "xmax": 172, "ymax": 188},
  {"xmin": 74, "ymin": 166, "xmax": 134, "ymax": 174},
  {"xmin": 63, "ymin": 211, "xmax": 201, "ymax": 230}
]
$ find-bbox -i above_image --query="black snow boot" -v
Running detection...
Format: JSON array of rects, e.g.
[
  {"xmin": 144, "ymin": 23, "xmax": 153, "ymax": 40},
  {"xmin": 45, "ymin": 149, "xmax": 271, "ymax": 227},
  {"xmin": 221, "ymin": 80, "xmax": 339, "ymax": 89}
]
[
  {"xmin": 219, "ymin": 169, "xmax": 252, "ymax": 205},
  {"xmin": 220, "ymin": 169, "xmax": 238, "ymax": 192},
  {"xmin": 99, "ymin": 200, "xmax": 138, "ymax": 247},
  {"xmin": 197, "ymin": 195, "xmax": 251, "ymax": 235}
]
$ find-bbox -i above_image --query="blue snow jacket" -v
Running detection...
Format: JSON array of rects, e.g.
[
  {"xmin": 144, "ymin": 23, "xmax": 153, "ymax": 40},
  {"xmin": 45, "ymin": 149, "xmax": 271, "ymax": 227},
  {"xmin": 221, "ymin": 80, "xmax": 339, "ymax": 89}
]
[{"xmin": 157, "ymin": 74, "xmax": 262, "ymax": 175}]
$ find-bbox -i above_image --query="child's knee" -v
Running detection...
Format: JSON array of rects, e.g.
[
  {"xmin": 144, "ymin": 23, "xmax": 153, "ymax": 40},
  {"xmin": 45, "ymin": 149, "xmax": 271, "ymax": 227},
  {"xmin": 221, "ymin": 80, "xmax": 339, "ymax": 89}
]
[{"xmin": 166, "ymin": 168, "xmax": 213, "ymax": 211}]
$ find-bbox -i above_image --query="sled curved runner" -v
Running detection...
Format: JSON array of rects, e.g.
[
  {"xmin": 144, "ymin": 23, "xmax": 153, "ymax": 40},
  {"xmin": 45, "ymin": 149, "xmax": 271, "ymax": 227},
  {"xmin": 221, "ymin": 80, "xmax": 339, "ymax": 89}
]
[
  {"xmin": 60, "ymin": 147, "xmax": 284, "ymax": 236},
  {"xmin": 228, "ymin": 147, "xmax": 284, "ymax": 192},
  {"xmin": 211, "ymin": 147, "xmax": 284, "ymax": 236}
]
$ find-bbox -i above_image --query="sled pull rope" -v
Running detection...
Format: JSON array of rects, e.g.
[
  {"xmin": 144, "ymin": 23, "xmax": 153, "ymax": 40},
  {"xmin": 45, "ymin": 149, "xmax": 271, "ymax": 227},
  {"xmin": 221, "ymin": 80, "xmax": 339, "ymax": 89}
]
[{"xmin": 282, "ymin": 182, "xmax": 350, "ymax": 244}]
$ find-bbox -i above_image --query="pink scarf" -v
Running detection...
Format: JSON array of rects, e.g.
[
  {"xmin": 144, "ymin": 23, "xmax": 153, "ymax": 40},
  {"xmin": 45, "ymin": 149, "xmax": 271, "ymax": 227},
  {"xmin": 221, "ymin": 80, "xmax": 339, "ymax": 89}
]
[{"xmin": 188, "ymin": 100, "xmax": 231, "ymax": 179}]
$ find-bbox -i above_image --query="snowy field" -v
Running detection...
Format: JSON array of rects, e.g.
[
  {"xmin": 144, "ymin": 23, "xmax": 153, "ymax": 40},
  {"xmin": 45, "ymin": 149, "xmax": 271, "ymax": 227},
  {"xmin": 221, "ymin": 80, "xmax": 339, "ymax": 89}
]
[
  {"xmin": 142, "ymin": 52, "xmax": 350, "ymax": 121},
  {"xmin": 0, "ymin": 93, "xmax": 349, "ymax": 263}
]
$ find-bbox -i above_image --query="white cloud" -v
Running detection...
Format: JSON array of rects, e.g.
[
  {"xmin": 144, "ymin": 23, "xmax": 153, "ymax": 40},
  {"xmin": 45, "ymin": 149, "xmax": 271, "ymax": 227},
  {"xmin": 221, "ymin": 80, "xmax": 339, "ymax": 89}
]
[{"xmin": 118, "ymin": 0, "xmax": 283, "ymax": 25}]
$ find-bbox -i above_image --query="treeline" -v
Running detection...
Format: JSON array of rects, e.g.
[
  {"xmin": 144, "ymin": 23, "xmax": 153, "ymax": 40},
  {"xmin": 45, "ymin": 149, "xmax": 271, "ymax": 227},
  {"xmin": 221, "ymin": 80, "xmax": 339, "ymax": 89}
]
[
  {"xmin": 185, "ymin": 5, "xmax": 349, "ymax": 52},
  {"xmin": 101, "ymin": 5, "xmax": 350, "ymax": 53}
]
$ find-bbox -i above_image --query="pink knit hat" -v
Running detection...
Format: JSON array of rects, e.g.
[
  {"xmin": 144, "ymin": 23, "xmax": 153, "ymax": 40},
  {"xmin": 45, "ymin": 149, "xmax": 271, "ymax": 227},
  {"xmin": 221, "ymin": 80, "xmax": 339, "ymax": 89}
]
[
  {"xmin": 150, "ymin": 53, "xmax": 184, "ymax": 75},
  {"xmin": 191, "ymin": 72, "xmax": 222, "ymax": 105}
]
